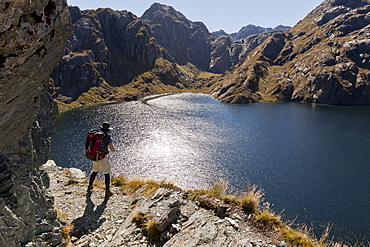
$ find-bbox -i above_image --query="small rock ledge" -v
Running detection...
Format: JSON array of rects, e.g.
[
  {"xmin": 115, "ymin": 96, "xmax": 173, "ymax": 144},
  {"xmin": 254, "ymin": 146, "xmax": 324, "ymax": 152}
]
[{"xmin": 42, "ymin": 160, "xmax": 286, "ymax": 247}]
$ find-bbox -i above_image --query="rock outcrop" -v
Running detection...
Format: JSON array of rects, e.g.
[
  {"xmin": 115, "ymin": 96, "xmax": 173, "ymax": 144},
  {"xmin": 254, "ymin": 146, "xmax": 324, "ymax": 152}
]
[
  {"xmin": 210, "ymin": 30, "xmax": 289, "ymax": 73},
  {"xmin": 141, "ymin": 3, "xmax": 213, "ymax": 71},
  {"xmin": 211, "ymin": 0, "xmax": 370, "ymax": 105},
  {"xmin": 45, "ymin": 161, "xmax": 285, "ymax": 247},
  {"xmin": 209, "ymin": 36, "xmax": 233, "ymax": 73},
  {"xmin": 0, "ymin": 0, "xmax": 71, "ymax": 246}
]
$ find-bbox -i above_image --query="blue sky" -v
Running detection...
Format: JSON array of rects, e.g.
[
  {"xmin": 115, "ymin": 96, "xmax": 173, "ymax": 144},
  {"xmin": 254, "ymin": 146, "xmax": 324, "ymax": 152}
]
[{"xmin": 67, "ymin": 0, "xmax": 324, "ymax": 33}]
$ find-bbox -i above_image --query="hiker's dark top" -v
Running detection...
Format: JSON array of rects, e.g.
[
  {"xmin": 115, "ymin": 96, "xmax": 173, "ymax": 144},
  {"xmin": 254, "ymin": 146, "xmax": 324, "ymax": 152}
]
[{"xmin": 103, "ymin": 133, "xmax": 114, "ymax": 153}]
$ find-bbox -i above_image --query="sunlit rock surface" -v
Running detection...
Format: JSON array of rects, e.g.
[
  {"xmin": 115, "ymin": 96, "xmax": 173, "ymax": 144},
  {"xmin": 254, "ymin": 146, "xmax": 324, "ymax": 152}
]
[{"xmin": 211, "ymin": 0, "xmax": 370, "ymax": 105}]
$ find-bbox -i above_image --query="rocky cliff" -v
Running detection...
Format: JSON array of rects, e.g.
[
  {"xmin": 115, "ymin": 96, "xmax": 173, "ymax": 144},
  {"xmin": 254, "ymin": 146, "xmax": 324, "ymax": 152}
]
[
  {"xmin": 211, "ymin": 0, "xmax": 370, "ymax": 105},
  {"xmin": 50, "ymin": 6, "xmax": 166, "ymax": 103},
  {"xmin": 0, "ymin": 0, "xmax": 71, "ymax": 246},
  {"xmin": 141, "ymin": 3, "xmax": 213, "ymax": 71},
  {"xmin": 210, "ymin": 30, "xmax": 289, "ymax": 74},
  {"xmin": 141, "ymin": 6, "xmax": 288, "ymax": 75},
  {"xmin": 209, "ymin": 25, "xmax": 291, "ymax": 73}
]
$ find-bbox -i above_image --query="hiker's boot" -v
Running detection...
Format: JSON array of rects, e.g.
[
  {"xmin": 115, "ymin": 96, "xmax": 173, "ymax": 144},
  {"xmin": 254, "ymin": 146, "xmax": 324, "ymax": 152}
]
[
  {"xmin": 87, "ymin": 185, "xmax": 93, "ymax": 193},
  {"xmin": 105, "ymin": 190, "xmax": 114, "ymax": 199}
]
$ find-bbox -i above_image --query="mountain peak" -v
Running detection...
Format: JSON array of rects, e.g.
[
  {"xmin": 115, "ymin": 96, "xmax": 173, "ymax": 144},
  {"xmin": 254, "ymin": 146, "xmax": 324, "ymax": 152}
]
[
  {"xmin": 297, "ymin": 0, "xmax": 370, "ymax": 27},
  {"xmin": 141, "ymin": 2, "xmax": 189, "ymax": 23}
]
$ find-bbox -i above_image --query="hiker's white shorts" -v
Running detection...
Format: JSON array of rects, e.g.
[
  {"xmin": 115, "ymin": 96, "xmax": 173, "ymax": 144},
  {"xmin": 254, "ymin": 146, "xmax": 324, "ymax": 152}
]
[{"xmin": 92, "ymin": 156, "xmax": 111, "ymax": 174}]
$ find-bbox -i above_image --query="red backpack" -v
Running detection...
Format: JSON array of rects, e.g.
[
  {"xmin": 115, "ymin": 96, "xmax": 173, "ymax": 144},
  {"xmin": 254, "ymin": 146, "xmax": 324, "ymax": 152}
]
[{"xmin": 85, "ymin": 130, "xmax": 108, "ymax": 161}]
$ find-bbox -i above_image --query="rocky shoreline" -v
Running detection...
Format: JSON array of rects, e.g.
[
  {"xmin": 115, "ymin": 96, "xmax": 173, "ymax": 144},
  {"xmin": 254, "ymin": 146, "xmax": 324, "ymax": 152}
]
[{"xmin": 42, "ymin": 160, "xmax": 289, "ymax": 247}]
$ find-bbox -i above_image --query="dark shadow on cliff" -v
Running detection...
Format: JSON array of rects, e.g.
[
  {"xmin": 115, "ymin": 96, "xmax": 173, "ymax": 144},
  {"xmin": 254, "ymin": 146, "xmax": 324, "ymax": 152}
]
[{"xmin": 71, "ymin": 193, "xmax": 107, "ymax": 238}]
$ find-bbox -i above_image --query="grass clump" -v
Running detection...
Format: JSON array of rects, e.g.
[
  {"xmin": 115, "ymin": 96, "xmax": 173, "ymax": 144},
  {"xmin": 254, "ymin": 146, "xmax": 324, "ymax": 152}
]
[
  {"xmin": 188, "ymin": 178, "xmax": 231, "ymax": 201},
  {"xmin": 187, "ymin": 180, "xmax": 264, "ymax": 213},
  {"xmin": 131, "ymin": 211, "xmax": 148, "ymax": 226},
  {"xmin": 55, "ymin": 208, "xmax": 74, "ymax": 242},
  {"xmin": 144, "ymin": 220, "xmax": 161, "ymax": 241},
  {"xmin": 206, "ymin": 178, "xmax": 229, "ymax": 198},
  {"xmin": 186, "ymin": 188, "xmax": 208, "ymax": 201},
  {"xmin": 240, "ymin": 185, "xmax": 264, "ymax": 214},
  {"xmin": 280, "ymin": 225, "xmax": 315, "ymax": 247},
  {"xmin": 113, "ymin": 176, "xmax": 181, "ymax": 196},
  {"xmin": 55, "ymin": 208, "xmax": 68, "ymax": 221},
  {"xmin": 111, "ymin": 175, "xmax": 127, "ymax": 186},
  {"xmin": 221, "ymin": 194, "xmax": 239, "ymax": 205},
  {"xmin": 255, "ymin": 208, "xmax": 282, "ymax": 227},
  {"xmin": 131, "ymin": 212, "xmax": 161, "ymax": 241},
  {"xmin": 60, "ymin": 224, "xmax": 74, "ymax": 242}
]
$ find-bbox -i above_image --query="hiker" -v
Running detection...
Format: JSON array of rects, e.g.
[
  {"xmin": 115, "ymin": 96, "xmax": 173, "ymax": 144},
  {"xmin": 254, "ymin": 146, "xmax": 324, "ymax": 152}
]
[{"xmin": 86, "ymin": 122, "xmax": 116, "ymax": 199}]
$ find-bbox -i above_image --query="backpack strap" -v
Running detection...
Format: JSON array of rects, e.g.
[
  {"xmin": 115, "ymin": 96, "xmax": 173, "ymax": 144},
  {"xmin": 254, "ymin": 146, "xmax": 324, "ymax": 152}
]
[{"xmin": 102, "ymin": 134, "xmax": 110, "ymax": 153}]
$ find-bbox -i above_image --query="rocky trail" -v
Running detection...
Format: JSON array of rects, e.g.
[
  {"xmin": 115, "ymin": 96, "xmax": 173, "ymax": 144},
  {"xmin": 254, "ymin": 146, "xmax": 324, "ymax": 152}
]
[{"xmin": 42, "ymin": 161, "xmax": 287, "ymax": 247}]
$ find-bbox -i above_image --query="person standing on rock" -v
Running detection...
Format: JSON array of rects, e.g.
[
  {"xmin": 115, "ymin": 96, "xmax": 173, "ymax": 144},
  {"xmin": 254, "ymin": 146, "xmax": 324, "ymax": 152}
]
[{"xmin": 86, "ymin": 122, "xmax": 116, "ymax": 199}]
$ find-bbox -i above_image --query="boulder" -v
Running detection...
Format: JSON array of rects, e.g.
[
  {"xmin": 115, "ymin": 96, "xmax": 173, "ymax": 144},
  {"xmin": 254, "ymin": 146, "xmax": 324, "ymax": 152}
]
[{"xmin": 155, "ymin": 207, "xmax": 180, "ymax": 232}]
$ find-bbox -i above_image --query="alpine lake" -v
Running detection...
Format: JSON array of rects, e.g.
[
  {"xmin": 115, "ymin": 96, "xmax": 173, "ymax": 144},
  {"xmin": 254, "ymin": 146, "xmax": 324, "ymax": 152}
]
[{"xmin": 50, "ymin": 93, "xmax": 370, "ymax": 242}]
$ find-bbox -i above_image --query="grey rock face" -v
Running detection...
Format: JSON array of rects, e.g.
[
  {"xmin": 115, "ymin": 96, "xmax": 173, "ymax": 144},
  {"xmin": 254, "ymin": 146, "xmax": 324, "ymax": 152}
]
[
  {"xmin": 0, "ymin": 0, "xmax": 71, "ymax": 150},
  {"xmin": 141, "ymin": 3, "xmax": 213, "ymax": 71},
  {"xmin": 209, "ymin": 36, "xmax": 232, "ymax": 73},
  {"xmin": 210, "ymin": 28, "xmax": 290, "ymax": 74},
  {"xmin": 230, "ymin": 30, "xmax": 284, "ymax": 66},
  {"xmin": 0, "ymin": 0, "xmax": 71, "ymax": 246},
  {"xmin": 50, "ymin": 6, "xmax": 164, "ymax": 100}
]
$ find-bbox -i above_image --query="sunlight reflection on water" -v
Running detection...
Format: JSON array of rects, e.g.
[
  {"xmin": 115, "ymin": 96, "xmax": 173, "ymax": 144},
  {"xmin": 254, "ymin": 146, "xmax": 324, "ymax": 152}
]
[{"xmin": 109, "ymin": 94, "xmax": 228, "ymax": 189}]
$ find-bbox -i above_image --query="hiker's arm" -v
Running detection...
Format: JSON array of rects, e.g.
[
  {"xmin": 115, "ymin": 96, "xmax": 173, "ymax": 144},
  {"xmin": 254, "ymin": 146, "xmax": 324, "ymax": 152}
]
[{"xmin": 109, "ymin": 142, "xmax": 115, "ymax": 153}]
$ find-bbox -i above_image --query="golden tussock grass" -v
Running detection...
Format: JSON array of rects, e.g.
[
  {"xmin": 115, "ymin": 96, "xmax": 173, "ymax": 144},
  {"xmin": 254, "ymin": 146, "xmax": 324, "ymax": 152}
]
[
  {"xmin": 144, "ymin": 220, "xmax": 161, "ymax": 241},
  {"xmin": 280, "ymin": 225, "xmax": 315, "ymax": 247},
  {"xmin": 111, "ymin": 176, "xmax": 181, "ymax": 195},
  {"xmin": 131, "ymin": 211, "xmax": 148, "ymax": 226},
  {"xmin": 56, "ymin": 208, "xmax": 74, "ymax": 242},
  {"xmin": 255, "ymin": 208, "xmax": 282, "ymax": 227},
  {"xmin": 131, "ymin": 211, "xmax": 161, "ymax": 241},
  {"xmin": 240, "ymin": 185, "xmax": 264, "ymax": 214},
  {"xmin": 206, "ymin": 178, "xmax": 229, "ymax": 198},
  {"xmin": 60, "ymin": 224, "xmax": 74, "ymax": 242},
  {"xmin": 55, "ymin": 208, "xmax": 68, "ymax": 221},
  {"xmin": 221, "ymin": 194, "xmax": 239, "ymax": 205}
]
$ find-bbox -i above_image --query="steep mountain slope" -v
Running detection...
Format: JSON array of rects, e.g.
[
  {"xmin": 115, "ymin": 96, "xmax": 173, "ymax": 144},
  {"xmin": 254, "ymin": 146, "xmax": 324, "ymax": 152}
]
[
  {"xmin": 50, "ymin": 6, "xmax": 166, "ymax": 102},
  {"xmin": 210, "ymin": 30, "xmax": 288, "ymax": 73},
  {"xmin": 141, "ymin": 5, "xmax": 287, "ymax": 74},
  {"xmin": 141, "ymin": 3, "xmax": 213, "ymax": 71},
  {"xmin": 211, "ymin": 0, "xmax": 370, "ymax": 105},
  {"xmin": 210, "ymin": 25, "xmax": 292, "ymax": 73}
]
